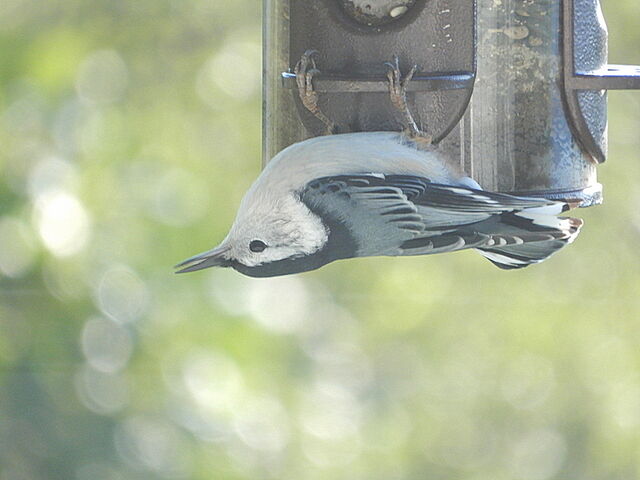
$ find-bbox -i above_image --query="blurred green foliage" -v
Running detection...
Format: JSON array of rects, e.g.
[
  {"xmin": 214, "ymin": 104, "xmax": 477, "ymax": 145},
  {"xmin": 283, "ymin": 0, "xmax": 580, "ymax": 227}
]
[{"xmin": 1, "ymin": 1, "xmax": 640, "ymax": 479}]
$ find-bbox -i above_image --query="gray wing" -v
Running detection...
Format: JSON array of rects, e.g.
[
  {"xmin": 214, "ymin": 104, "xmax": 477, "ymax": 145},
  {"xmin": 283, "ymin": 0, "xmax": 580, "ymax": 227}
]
[
  {"xmin": 300, "ymin": 175, "xmax": 426, "ymax": 257},
  {"xmin": 299, "ymin": 174, "xmax": 573, "ymax": 259}
]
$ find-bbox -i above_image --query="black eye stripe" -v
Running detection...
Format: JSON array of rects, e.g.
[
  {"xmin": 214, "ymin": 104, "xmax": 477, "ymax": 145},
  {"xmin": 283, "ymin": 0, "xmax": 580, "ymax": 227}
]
[{"xmin": 249, "ymin": 240, "xmax": 267, "ymax": 252}]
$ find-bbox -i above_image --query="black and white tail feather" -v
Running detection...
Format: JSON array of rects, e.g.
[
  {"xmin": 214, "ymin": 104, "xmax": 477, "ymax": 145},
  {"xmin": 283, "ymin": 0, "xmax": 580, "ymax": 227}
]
[
  {"xmin": 301, "ymin": 174, "xmax": 583, "ymax": 270},
  {"xmin": 411, "ymin": 189, "xmax": 582, "ymax": 269},
  {"xmin": 412, "ymin": 183, "xmax": 582, "ymax": 269},
  {"xmin": 473, "ymin": 213, "xmax": 582, "ymax": 269}
]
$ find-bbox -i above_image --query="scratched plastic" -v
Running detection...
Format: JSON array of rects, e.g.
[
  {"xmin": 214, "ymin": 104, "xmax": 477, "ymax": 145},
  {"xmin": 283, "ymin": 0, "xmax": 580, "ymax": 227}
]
[{"xmin": 439, "ymin": 0, "xmax": 602, "ymax": 205}]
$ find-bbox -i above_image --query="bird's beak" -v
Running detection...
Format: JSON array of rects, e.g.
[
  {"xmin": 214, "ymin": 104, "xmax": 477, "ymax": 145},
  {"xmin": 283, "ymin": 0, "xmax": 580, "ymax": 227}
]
[{"xmin": 174, "ymin": 245, "xmax": 231, "ymax": 274}]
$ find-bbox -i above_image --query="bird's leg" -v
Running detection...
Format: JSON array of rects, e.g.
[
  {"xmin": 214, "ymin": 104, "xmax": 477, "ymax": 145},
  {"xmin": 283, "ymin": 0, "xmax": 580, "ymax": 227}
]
[
  {"xmin": 294, "ymin": 50, "xmax": 337, "ymax": 135},
  {"xmin": 384, "ymin": 56, "xmax": 432, "ymax": 144}
]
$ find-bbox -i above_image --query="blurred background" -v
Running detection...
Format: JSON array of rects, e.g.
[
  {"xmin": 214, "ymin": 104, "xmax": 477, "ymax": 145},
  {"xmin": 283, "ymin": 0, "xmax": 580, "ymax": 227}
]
[{"xmin": 1, "ymin": 1, "xmax": 640, "ymax": 479}]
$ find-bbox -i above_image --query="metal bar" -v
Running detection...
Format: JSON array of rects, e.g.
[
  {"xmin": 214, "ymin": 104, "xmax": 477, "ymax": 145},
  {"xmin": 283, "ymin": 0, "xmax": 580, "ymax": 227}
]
[
  {"xmin": 263, "ymin": 0, "xmax": 306, "ymax": 166},
  {"xmin": 562, "ymin": 0, "xmax": 606, "ymax": 163},
  {"xmin": 281, "ymin": 71, "xmax": 475, "ymax": 93},
  {"xmin": 563, "ymin": 0, "xmax": 640, "ymax": 164},
  {"xmin": 508, "ymin": 184, "xmax": 603, "ymax": 208},
  {"xmin": 571, "ymin": 65, "xmax": 640, "ymax": 90}
]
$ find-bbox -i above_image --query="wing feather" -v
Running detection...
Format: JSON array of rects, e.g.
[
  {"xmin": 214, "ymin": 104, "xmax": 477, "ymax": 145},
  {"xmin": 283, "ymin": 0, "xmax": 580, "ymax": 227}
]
[{"xmin": 300, "ymin": 174, "xmax": 580, "ymax": 267}]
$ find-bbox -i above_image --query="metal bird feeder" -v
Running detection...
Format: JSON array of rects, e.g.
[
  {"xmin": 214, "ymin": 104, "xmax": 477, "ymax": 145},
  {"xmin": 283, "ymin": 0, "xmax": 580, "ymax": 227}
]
[{"xmin": 263, "ymin": 0, "xmax": 640, "ymax": 206}]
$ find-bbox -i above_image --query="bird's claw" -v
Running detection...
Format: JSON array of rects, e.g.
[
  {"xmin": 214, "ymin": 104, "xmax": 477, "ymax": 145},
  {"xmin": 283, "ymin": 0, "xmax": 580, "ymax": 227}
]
[
  {"xmin": 384, "ymin": 56, "xmax": 431, "ymax": 144},
  {"xmin": 294, "ymin": 50, "xmax": 336, "ymax": 135},
  {"xmin": 294, "ymin": 49, "xmax": 319, "ymax": 97}
]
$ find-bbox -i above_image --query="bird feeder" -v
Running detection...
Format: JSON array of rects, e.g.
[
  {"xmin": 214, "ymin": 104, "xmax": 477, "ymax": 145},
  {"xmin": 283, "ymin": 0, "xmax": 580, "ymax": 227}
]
[{"xmin": 263, "ymin": 0, "xmax": 640, "ymax": 206}]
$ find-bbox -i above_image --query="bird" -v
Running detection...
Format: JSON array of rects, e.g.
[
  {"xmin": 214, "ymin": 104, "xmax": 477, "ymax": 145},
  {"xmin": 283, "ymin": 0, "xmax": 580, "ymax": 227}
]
[
  {"xmin": 175, "ymin": 52, "xmax": 583, "ymax": 277},
  {"xmin": 175, "ymin": 131, "xmax": 582, "ymax": 277}
]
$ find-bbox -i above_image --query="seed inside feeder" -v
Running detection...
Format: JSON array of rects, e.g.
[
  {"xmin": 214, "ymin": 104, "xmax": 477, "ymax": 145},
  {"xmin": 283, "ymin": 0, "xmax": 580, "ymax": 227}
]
[{"xmin": 390, "ymin": 5, "xmax": 409, "ymax": 17}]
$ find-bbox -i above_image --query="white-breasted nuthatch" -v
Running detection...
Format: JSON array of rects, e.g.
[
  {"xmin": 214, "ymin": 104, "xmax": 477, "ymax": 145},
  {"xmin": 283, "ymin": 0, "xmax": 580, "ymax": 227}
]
[
  {"xmin": 175, "ymin": 131, "xmax": 582, "ymax": 277},
  {"xmin": 175, "ymin": 53, "xmax": 582, "ymax": 277}
]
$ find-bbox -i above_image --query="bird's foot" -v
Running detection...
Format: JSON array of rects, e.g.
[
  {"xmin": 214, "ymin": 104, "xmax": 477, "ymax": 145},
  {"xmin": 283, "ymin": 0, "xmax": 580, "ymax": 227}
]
[
  {"xmin": 294, "ymin": 50, "xmax": 336, "ymax": 135},
  {"xmin": 384, "ymin": 56, "xmax": 432, "ymax": 144}
]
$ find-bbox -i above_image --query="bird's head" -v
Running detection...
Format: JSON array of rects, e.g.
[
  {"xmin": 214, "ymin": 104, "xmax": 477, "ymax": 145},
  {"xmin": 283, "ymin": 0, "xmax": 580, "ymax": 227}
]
[{"xmin": 175, "ymin": 188, "xmax": 340, "ymax": 277}]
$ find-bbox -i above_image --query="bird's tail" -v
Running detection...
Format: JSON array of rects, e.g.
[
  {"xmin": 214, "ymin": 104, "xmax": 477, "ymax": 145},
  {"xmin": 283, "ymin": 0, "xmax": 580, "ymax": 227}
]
[{"xmin": 475, "ymin": 212, "xmax": 583, "ymax": 270}]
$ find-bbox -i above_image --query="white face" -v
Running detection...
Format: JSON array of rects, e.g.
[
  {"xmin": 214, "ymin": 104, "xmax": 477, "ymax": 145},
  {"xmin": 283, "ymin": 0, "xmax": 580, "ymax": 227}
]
[{"xmin": 221, "ymin": 193, "xmax": 328, "ymax": 268}]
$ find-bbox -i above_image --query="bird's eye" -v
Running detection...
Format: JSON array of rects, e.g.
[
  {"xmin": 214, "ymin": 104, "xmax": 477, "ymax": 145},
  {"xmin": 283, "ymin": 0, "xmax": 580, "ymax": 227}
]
[{"xmin": 249, "ymin": 240, "xmax": 267, "ymax": 253}]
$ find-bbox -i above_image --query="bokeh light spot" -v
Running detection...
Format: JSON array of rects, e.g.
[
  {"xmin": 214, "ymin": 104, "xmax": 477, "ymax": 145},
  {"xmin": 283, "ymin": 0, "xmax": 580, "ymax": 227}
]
[
  {"xmin": 207, "ymin": 272, "xmax": 313, "ymax": 333},
  {"xmin": 195, "ymin": 39, "xmax": 261, "ymax": 106},
  {"xmin": 114, "ymin": 416, "xmax": 192, "ymax": 478},
  {"xmin": 181, "ymin": 349, "xmax": 244, "ymax": 412},
  {"xmin": 81, "ymin": 316, "xmax": 133, "ymax": 373},
  {"xmin": 96, "ymin": 265, "xmax": 150, "ymax": 324},
  {"xmin": 207, "ymin": 269, "xmax": 255, "ymax": 316},
  {"xmin": 74, "ymin": 364, "xmax": 129, "ymax": 415},
  {"xmin": 33, "ymin": 190, "xmax": 90, "ymax": 256},
  {"xmin": 27, "ymin": 155, "xmax": 78, "ymax": 198},
  {"xmin": 299, "ymin": 382, "xmax": 363, "ymax": 440},
  {"xmin": 233, "ymin": 396, "xmax": 290, "ymax": 453},
  {"xmin": 247, "ymin": 277, "xmax": 310, "ymax": 334}
]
